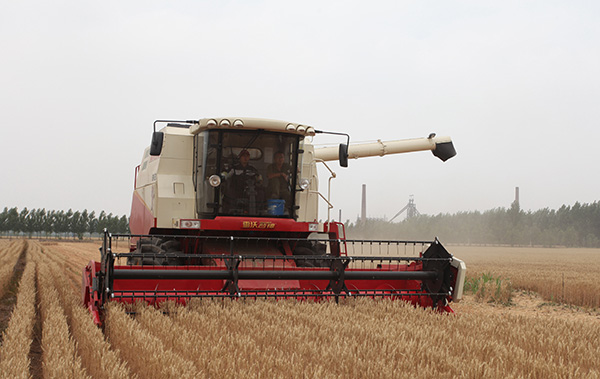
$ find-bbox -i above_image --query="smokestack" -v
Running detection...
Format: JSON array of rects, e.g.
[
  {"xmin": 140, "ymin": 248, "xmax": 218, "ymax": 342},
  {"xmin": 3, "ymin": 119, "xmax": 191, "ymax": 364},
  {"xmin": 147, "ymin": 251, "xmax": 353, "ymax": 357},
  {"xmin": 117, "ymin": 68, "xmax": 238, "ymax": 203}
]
[
  {"xmin": 515, "ymin": 186, "xmax": 520, "ymax": 207},
  {"xmin": 361, "ymin": 184, "xmax": 366, "ymax": 223}
]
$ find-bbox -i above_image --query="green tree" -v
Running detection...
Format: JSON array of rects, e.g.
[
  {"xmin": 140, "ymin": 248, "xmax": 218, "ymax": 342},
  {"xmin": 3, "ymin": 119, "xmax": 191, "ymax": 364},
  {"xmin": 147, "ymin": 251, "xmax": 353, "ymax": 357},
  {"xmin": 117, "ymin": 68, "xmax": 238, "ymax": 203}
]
[
  {"xmin": 88, "ymin": 211, "xmax": 97, "ymax": 237},
  {"xmin": 96, "ymin": 211, "xmax": 107, "ymax": 233},
  {"xmin": 18, "ymin": 207, "xmax": 30, "ymax": 235},
  {"xmin": 6, "ymin": 207, "xmax": 19, "ymax": 235},
  {"xmin": 71, "ymin": 210, "xmax": 86, "ymax": 239},
  {"xmin": 0, "ymin": 207, "xmax": 7, "ymax": 235}
]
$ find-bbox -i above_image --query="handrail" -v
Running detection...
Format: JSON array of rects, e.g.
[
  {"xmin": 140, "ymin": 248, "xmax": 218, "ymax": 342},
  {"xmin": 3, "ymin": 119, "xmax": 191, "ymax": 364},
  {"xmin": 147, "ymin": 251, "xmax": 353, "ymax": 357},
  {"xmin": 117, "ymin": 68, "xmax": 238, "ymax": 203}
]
[{"xmin": 313, "ymin": 158, "xmax": 336, "ymax": 222}]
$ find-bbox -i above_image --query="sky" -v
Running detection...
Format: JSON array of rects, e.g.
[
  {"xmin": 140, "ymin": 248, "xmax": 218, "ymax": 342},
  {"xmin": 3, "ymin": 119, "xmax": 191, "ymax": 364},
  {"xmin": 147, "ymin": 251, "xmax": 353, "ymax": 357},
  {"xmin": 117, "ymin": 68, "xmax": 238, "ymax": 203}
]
[{"xmin": 1, "ymin": 1, "xmax": 599, "ymax": 222}]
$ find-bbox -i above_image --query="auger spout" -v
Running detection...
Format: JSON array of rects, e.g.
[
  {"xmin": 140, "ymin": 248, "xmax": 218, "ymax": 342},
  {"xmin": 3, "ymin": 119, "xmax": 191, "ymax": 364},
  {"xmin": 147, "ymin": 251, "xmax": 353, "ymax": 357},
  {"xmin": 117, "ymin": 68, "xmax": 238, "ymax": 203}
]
[{"xmin": 314, "ymin": 135, "xmax": 456, "ymax": 162}]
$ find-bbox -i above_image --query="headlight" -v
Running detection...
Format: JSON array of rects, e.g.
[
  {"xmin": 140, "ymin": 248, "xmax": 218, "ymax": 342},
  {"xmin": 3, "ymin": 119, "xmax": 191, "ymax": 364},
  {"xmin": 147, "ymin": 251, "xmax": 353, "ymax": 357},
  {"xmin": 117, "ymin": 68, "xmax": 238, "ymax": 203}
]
[
  {"xmin": 209, "ymin": 174, "xmax": 222, "ymax": 187},
  {"xmin": 181, "ymin": 220, "xmax": 201, "ymax": 229},
  {"xmin": 299, "ymin": 178, "xmax": 310, "ymax": 190}
]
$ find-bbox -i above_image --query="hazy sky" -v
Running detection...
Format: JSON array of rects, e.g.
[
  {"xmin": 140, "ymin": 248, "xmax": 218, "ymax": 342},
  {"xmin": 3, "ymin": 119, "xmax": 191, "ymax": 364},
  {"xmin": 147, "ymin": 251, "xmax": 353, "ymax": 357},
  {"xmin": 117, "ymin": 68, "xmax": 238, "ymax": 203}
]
[{"xmin": 1, "ymin": 1, "xmax": 599, "ymax": 222}]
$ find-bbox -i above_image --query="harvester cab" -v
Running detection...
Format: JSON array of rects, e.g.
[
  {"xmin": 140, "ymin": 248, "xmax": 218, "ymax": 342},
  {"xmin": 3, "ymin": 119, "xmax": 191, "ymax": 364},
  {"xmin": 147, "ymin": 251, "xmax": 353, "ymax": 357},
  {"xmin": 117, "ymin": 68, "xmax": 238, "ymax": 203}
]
[{"xmin": 82, "ymin": 117, "xmax": 466, "ymax": 326}]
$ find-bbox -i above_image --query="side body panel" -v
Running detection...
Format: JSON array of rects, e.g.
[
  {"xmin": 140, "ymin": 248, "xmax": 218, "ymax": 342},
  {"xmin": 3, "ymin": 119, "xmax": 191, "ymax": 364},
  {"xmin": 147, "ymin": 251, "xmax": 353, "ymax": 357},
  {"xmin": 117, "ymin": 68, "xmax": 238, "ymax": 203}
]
[{"xmin": 131, "ymin": 127, "xmax": 195, "ymax": 234}]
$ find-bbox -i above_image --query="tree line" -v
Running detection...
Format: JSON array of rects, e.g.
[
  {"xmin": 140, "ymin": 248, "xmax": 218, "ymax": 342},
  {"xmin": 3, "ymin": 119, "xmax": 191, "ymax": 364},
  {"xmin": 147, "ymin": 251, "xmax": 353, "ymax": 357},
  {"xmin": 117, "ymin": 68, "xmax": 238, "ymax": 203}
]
[
  {"xmin": 346, "ymin": 200, "xmax": 600, "ymax": 248},
  {"xmin": 0, "ymin": 207, "xmax": 129, "ymax": 239},
  {"xmin": 4, "ymin": 200, "xmax": 599, "ymax": 247}
]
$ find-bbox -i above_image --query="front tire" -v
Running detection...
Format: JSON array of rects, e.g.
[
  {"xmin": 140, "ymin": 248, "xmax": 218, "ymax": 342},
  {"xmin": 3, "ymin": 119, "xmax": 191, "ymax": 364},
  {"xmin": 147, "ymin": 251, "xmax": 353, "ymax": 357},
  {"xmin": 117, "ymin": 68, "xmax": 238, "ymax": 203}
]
[{"xmin": 128, "ymin": 237, "xmax": 184, "ymax": 265}]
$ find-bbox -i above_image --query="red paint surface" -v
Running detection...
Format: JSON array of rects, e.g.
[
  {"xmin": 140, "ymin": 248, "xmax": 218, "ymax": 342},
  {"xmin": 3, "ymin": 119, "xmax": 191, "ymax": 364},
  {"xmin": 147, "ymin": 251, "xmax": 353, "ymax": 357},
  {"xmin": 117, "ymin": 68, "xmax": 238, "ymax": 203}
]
[
  {"xmin": 83, "ymin": 258, "xmax": 452, "ymax": 327},
  {"xmin": 199, "ymin": 217, "xmax": 314, "ymax": 233},
  {"xmin": 129, "ymin": 191, "xmax": 155, "ymax": 235}
]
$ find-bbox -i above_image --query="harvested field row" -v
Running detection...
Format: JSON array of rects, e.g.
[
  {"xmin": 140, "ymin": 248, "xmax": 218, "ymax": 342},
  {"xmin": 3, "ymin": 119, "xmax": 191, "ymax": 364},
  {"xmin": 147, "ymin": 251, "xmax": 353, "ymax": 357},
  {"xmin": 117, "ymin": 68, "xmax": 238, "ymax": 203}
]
[{"xmin": 453, "ymin": 246, "xmax": 600, "ymax": 308}]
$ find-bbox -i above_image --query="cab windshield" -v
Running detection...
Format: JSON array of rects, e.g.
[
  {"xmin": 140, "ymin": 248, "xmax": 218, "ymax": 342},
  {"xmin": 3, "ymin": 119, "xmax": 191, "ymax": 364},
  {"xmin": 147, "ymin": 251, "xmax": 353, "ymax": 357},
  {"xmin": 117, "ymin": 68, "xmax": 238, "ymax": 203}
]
[{"xmin": 195, "ymin": 130, "xmax": 301, "ymax": 218}]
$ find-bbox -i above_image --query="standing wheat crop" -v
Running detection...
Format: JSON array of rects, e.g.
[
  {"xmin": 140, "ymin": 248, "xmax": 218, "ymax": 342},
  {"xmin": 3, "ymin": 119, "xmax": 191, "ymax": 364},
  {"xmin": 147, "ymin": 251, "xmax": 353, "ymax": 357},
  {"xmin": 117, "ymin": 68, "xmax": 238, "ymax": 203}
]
[
  {"xmin": 0, "ymin": 245, "xmax": 36, "ymax": 379},
  {"xmin": 33, "ymin": 251, "xmax": 89, "ymax": 379},
  {"xmin": 0, "ymin": 240, "xmax": 25, "ymax": 299},
  {"xmin": 105, "ymin": 303, "xmax": 201, "ymax": 378}
]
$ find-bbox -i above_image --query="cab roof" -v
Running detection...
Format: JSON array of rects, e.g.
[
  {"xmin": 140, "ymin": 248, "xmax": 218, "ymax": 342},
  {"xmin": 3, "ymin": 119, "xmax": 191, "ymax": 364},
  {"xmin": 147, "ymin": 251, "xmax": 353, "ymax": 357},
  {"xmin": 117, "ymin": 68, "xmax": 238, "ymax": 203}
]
[{"xmin": 189, "ymin": 117, "xmax": 315, "ymax": 137}]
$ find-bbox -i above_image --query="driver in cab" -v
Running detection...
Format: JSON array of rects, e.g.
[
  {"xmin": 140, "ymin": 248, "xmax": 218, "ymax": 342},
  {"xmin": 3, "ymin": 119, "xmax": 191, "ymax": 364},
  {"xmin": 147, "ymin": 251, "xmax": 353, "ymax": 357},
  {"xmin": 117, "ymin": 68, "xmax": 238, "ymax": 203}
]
[
  {"xmin": 267, "ymin": 151, "xmax": 291, "ymax": 205},
  {"xmin": 228, "ymin": 149, "xmax": 261, "ymax": 182},
  {"xmin": 223, "ymin": 149, "xmax": 263, "ymax": 213}
]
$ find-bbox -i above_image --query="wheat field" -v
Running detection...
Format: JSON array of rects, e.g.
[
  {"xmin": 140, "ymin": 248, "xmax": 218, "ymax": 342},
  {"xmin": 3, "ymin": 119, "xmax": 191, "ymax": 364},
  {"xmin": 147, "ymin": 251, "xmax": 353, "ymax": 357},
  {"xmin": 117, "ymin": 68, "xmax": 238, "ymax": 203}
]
[
  {"xmin": 451, "ymin": 245, "xmax": 600, "ymax": 308},
  {"xmin": 0, "ymin": 240, "xmax": 599, "ymax": 378}
]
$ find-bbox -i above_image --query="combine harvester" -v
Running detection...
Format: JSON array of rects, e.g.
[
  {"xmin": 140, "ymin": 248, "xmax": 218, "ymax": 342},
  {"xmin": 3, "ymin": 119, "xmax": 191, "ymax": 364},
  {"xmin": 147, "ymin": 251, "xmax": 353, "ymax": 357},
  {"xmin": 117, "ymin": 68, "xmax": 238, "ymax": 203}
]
[{"xmin": 83, "ymin": 117, "xmax": 466, "ymax": 325}]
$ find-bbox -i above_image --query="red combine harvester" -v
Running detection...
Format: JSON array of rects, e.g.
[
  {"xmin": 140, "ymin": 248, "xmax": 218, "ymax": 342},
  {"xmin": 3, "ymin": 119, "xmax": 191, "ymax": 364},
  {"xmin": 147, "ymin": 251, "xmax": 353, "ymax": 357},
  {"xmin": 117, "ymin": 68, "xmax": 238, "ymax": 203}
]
[{"xmin": 82, "ymin": 118, "xmax": 466, "ymax": 325}]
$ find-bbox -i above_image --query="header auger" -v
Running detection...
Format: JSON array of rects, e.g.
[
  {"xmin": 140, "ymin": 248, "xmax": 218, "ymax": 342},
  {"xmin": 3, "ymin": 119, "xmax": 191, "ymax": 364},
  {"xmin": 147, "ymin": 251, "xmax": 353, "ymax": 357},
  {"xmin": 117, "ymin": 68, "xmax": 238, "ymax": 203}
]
[{"xmin": 82, "ymin": 117, "xmax": 465, "ymax": 325}]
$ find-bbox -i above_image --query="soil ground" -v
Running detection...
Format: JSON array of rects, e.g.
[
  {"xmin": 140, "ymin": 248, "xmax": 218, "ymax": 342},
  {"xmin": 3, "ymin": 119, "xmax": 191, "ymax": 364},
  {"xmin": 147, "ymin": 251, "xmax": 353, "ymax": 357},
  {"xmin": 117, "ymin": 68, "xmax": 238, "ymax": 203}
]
[{"xmin": 455, "ymin": 290, "xmax": 600, "ymax": 322}]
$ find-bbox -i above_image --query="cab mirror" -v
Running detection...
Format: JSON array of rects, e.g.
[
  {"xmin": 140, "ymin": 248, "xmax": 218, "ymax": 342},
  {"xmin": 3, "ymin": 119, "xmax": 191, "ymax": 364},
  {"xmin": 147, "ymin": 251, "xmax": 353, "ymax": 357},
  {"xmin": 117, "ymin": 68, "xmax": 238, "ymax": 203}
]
[
  {"xmin": 150, "ymin": 132, "xmax": 164, "ymax": 156},
  {"xmin": 339, "ymin": 143, "xmax": 348, "ymax": 167}
]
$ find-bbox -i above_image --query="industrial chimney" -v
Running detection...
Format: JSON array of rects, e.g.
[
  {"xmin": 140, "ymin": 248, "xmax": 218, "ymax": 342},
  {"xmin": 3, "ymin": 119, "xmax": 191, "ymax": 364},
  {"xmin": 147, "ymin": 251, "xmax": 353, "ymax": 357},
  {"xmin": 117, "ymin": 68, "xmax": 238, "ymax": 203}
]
[{"xmin": 361, "ymin": 184, "xmax": 366, "ymax": 223}]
